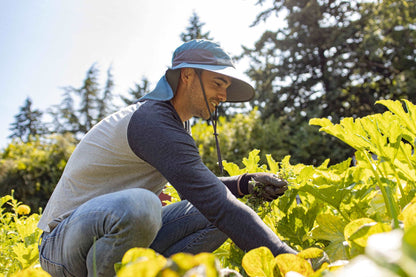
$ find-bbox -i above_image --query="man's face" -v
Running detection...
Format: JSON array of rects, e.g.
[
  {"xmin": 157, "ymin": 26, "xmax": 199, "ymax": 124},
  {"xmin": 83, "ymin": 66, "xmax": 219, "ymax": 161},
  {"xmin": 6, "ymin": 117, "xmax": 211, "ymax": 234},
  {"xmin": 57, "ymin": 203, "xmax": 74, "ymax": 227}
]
[{"xmin": 188, "ymin": 69, "xmax": 231, "ymax": 119}]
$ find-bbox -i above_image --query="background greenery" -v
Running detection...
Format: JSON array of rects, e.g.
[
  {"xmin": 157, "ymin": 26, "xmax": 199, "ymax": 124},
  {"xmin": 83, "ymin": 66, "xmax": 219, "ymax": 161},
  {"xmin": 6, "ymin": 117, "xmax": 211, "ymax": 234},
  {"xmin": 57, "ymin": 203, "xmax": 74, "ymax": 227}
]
[
  {"xmin": 2, "ymin": 99, "xmax": 416, "ymax": 276},
  {"xmin": 2, "ymin": 0, "xmax": 416, "ymax": 276},
  {"xmin": 1, "ymin": 0, "xmax": 415, "ymax": 219}
]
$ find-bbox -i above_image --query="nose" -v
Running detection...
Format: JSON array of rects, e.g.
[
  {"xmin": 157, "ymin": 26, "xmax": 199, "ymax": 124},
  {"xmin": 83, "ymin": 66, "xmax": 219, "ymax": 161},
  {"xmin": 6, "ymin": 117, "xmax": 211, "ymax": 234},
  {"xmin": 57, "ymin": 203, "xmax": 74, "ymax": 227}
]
[{"xmin": 218, "ymin": 89, "xmax": 227, "ymax": 102}]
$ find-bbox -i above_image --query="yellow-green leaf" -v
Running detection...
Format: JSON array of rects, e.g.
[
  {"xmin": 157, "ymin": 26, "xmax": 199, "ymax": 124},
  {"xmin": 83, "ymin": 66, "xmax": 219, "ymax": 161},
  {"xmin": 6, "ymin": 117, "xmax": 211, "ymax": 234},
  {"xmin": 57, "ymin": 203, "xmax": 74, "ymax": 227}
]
[
  {"xmin": 121, "ymin": 247, "xmax": 161, "ymax": 265},
  {"xmin": 266, "ymin": 154, "xmax": 279, "ymax": 174},
  {"xmin": 242, "ymin": 247, "xmax": 276, "ymax": 277},
  {"xmin": 399, "ymin": 197, "xmax": 416, "ymax": 231},
  {"xmin": 310, "ymin": 214, "xmax": 348, "ymax": 260},
  {"xmin": 297, "ymin": 248, "xmax": 324, "ymax": 260},
  {"xmin": 117, "ymin": 258, "xmax": 165, "ymax": 277},
  {"xmin": 275, "ymin": 253, "xmax": 313, "ymax": 276},
  {"xmin": 344, "ymin": 218, "xmax": 391, "ymax": 248}
]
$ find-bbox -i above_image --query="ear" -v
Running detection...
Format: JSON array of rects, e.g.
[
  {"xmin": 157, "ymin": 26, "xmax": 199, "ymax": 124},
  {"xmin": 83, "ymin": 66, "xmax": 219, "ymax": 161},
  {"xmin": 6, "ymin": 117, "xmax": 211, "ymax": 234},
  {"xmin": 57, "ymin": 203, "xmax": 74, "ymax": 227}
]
[{"xmin": 180, "ymin": 68, "xmax": 194, "ymax": 83}]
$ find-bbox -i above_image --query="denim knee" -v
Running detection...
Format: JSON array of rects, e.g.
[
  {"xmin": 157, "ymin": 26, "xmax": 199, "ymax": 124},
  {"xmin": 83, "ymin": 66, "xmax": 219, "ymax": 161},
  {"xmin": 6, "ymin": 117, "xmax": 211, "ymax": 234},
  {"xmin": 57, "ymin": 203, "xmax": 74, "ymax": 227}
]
[{"xmin": 112, "ymin": 189, "xmax": 162, "ymax": 241}]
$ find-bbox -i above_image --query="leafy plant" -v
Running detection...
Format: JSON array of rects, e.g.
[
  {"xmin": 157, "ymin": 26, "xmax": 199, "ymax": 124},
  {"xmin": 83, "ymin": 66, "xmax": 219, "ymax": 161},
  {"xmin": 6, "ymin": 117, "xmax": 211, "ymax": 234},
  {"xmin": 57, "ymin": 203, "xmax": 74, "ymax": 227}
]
[
  {"xmin": 0, "ymin": 192, "xmax": 44, "ymax": 276},
  {"xmin": 213, "ymin": 99, "xmax": 416, "ymax": 274},
  {"xmin": 3, "ymin": 99, "xmax": 416, "ymax": 276},
  {"xmin": 0, "ymin": 133, "xmax": 76, "ymax": 210},
  {"xmin": 115, "ymin": 247, "xmax": 227, "ymax": 277}
]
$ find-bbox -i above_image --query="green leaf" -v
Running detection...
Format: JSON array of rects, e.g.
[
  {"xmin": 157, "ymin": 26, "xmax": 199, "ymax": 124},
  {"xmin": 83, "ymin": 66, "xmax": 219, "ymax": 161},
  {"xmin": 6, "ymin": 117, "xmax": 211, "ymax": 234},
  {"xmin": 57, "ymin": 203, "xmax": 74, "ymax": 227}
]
[
  {"xmin": 223, "ymin": 160, "xmax": 245, "ymax": 176},
  {"xmin": 266, "ymin": 154, "xmax": 279, "ymax": 174},
  {"xmin": 120, "ymin": 248, "xmax": 161, "ymax": 265},
  {"xmin": 170, "ymin": 253, "xmax": 198, "ymax": 271},
  {"xmin": 276, "ymin": 204, "xmax": 320, "ymax": 248},
  {"xmin": 300, "ymin": 182, "xmax": 346, "ymax": 210},
  {"xmin": 344, "ymin": 218, "xmax": 391, "ymax": 248},
  {"xmin": 193, "ymin": 253, "xmax": 220, "ymax": 277},
  {"xmin": 309, "ymin": 117, "xmax": 332, "ymax": 128},
  {"xmin": 275, "ymin": 253, "xmax": 314, "ymax": 276},
  {"xmin": 310, "ymin": 214, "xmax": 348, "ymax": 261},
  {"xmin": 242, "ymin": 247, "xmax": 276, "ymax": 277},
  {"xmin": 311, "ymin": 214, "xmax": 346, "ymax": 241},
  {"xmin": 296, "ymin": 166, "xmax": 315, "ymax": 184},
  {"xmin": 377, "ymin": 99, "xmax": 416, "ymax": 134},
  {"xmin": 399, "ymin": 196, "xmax": 416, "ymax": 231},
  {"xmin": 0, "ymin": 195, "xmax": 13, "ymax": 208},
  {"xmin": 297, "ymin": 247, "xmax": 324, "ymax": 259},
  {"xmin": 242, "ymin": 149, "xmax": 261, "ymax": 173},
  {"xmin": 401, "ymin": 225, "xmax": 416, "ymax": 276},
  {"xmin": 117, "ymin": 257, "xmax": 165, "ymax": 277}
]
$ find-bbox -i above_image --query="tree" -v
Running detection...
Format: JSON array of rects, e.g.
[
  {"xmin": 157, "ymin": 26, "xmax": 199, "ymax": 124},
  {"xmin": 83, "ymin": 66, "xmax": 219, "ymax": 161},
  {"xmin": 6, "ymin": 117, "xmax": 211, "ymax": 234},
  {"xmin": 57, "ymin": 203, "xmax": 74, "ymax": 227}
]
[
  {"xmin": 49, "ymin": 64, "xmax": 116, "ymax": 138},
  {"xmin": 245, "ymin": 0, "xmax": 415, "ymax": 122},
  {"xmin": 238, "ymin": 0, "xmax": 415, "ymax": 165},
  {"xmin": 180, "ymin": 11, "xmax": 213, "ymax": 42},
  {"xmin": 8, "ymin": 97, "xmax": 47, "ymax": 142},
  {"xmin": 0, "ymin": 133, "xmax": 76, "ymax": 210},
  {"xmin": 76, "ymin": 64, "xmax": 100, "ymax": 133},
  {"xmin": 120, "ymin": 76, "xmax": 151, "ymax": 105},
  {"xmin": 351, "ymin": 0, "xmax": 416, "ymax": 107},
  {"xmin": 97, "ymin": 66, "xmax": 115, "ymax": 120}
]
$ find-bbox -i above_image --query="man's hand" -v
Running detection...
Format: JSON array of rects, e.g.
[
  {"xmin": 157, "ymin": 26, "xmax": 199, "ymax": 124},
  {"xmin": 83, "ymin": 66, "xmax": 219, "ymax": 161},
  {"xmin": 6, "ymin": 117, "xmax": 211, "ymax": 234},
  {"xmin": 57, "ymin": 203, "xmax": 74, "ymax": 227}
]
[{"xmin": 246, "ymin": 173, "xmax": 288, "ymax": 201}]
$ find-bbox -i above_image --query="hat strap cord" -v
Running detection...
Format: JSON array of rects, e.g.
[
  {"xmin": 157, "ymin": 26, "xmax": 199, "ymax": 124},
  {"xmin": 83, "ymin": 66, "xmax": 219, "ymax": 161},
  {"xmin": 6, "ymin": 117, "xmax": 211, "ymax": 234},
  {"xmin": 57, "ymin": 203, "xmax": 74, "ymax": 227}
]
[{"xmin": 196, "ymin": 71, "xmax": 224, "ymax": 175}]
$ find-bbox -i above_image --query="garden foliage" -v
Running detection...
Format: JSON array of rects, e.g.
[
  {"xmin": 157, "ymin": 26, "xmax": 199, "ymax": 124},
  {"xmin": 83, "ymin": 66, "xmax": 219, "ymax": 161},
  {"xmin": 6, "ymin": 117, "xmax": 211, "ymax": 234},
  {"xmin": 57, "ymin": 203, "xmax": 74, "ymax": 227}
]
[
  {"xmin": 0, "ymin": 133, "xmax": 76, "ymax": 210},
  {"xmin": 1, "ymin": 99, "xmax": 416, "ymax": 276},
  {"xmin": 0, "ymin": 192, "xmax": 43, "ymax": 276}
]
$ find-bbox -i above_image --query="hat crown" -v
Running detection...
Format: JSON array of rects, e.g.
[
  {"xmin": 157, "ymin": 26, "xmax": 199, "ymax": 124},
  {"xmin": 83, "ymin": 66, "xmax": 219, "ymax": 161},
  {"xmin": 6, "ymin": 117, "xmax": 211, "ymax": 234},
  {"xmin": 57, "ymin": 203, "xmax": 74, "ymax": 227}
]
[{"xmin": 172, "ymin": 40, "xmax": 235, "ymax": 68}]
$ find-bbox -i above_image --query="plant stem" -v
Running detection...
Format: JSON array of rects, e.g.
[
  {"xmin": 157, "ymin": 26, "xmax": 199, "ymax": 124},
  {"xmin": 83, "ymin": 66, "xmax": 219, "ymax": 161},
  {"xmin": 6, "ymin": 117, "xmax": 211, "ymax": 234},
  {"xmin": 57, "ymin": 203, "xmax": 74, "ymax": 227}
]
[{"xmin": 363, "ymin": 151, "xmax": 400, "ymax": 229}]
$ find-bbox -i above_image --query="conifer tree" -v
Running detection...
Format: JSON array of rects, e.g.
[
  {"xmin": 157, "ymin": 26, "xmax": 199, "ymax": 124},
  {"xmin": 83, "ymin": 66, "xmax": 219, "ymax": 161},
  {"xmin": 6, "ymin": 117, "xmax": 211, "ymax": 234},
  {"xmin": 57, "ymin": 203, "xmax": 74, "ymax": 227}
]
[
  {"xmin": 49, "ymin": 64, "xmax": 115, "ymax": 138},
  {"xmin": 9, "ymin": 97, "xmax": 47, "ymax": 142},
  {"xmin": 180, "ymin": 11, "xmax": 213, "ymax": 42},
  {"xmin": 245, "ymin": 0, "xmax": 415, "ymax": 122},
  {"xmin": 237, "ymin": 0, "xmax": 416, "ymax": 165},
  {"xmin": 120, "ymin": 77, "xmax": 151, "ymax": 105},
  {"xmin": 97, "ymin": 66, "xmax": 115, "ymax": 120}
]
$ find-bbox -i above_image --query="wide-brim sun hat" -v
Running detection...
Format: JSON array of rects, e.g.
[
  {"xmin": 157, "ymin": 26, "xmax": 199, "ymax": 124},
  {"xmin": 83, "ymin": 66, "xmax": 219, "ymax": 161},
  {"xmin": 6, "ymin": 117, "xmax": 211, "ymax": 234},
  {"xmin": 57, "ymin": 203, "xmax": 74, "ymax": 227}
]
[{"xmin": 140, "ymin": 39, "xmax": 255, "ymax": 103}]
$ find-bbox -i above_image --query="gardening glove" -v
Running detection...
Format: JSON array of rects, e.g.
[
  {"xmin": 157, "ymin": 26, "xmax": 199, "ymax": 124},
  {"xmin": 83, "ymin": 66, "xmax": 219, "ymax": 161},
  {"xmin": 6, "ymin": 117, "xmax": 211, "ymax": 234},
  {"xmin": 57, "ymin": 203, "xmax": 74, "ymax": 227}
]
[{"xmin": 238, "ymin": 172, "xmax": 288, "ymax": 201}]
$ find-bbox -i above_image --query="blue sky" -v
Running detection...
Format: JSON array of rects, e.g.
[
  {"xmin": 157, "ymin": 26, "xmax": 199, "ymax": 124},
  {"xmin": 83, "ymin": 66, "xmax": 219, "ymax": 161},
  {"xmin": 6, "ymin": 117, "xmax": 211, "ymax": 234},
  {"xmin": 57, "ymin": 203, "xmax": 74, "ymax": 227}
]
[{"xmin": 0, "ymin": 0, "xmax": 282, "ymax": 149}]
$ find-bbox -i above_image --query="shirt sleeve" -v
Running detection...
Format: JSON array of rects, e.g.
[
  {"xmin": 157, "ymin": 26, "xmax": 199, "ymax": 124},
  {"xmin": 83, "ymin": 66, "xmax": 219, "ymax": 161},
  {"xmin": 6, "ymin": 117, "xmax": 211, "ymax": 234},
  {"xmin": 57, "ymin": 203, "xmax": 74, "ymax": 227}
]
[{"xmin": 127, "ymin": 101, "xmax": 296, "ymax": 256}]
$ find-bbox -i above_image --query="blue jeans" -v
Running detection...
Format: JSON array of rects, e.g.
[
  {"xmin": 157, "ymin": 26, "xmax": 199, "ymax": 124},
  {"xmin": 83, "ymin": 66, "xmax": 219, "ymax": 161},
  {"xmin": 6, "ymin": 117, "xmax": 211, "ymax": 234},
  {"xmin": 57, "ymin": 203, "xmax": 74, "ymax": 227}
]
[{"xmin": 38, "ymin": 188, "xmax": 227, "ymax": 277}]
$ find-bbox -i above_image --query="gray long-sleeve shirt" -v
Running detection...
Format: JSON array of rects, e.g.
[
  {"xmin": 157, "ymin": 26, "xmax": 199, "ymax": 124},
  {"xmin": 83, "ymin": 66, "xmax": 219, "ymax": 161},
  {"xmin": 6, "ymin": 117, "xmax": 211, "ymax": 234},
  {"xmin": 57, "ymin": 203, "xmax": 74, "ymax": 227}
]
[{"xmin": 38, "ymin": 99, "xmax": 295, "ymax": 255}]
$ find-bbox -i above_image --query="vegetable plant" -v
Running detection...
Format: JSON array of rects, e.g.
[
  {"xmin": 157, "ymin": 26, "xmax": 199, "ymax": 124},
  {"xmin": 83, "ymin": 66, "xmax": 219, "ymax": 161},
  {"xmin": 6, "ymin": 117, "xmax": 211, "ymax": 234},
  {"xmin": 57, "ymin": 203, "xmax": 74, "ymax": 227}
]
[{"xmin": 2, "ymin": 99, "xmax": 416, "ymax": 276}]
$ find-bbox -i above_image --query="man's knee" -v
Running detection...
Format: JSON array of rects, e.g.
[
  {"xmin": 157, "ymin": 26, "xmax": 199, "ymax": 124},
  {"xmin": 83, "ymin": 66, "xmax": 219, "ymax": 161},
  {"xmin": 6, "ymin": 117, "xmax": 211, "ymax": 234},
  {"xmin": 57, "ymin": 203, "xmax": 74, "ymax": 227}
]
[{"xmin": 113, "ymin": 189, "xmax": 162, "ymax": 236}]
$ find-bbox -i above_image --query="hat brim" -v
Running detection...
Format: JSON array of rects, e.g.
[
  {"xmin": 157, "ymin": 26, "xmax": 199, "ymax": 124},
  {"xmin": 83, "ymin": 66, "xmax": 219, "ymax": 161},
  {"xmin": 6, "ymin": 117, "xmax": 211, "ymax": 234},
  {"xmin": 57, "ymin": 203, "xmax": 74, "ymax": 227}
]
[{"xmin": 166, "ymin": 63, "xmax": 255, "ymax": 103}]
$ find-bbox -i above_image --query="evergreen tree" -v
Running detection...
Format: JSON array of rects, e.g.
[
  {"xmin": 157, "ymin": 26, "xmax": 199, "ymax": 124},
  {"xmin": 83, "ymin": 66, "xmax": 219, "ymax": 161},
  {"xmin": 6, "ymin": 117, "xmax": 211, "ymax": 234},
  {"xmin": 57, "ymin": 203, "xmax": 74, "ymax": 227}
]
[
  {"xmin": 180, "ymin": 11, "xmax": 213, "ymax": 42},
  {"xmin": 77, "ymin": 64, "xmax": 100, "ymax": 133},
  {"xmin": 120, "ymin": 77, "xmax": 151, "ymax": 105},
  {"xmin": 49, "ymin": 63, "xmax": 115, "ymax": 138},
  {"xmin": 238, "ymin": 0, "xmax": 416, "ymax": 165},
  {"xmin": 9, "ymin": 97, "xmax": 47, "ymax": 142},
  {"xmin": 97, "ymin": 66, "xmax": 115, "ymax": 120},
  {"xmin": 245, "ymin": 0, "xmax": 415, "ymax": 122}
]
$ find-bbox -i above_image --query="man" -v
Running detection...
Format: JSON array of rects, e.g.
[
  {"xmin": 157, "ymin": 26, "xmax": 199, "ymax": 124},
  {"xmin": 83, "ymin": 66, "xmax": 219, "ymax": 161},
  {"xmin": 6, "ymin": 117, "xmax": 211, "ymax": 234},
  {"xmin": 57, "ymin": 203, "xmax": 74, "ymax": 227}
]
[{"xmin": 38, "ymin": 39, "xmax": 296, "ymax": 277}]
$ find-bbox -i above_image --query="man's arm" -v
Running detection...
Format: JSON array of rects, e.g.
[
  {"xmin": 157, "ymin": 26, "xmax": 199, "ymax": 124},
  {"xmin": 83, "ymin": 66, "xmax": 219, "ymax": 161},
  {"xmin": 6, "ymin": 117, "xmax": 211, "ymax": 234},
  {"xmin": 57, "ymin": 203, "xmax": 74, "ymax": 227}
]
[{"xmin": 127, "ymin": 101, "xmax": 296, "ymax": 255}]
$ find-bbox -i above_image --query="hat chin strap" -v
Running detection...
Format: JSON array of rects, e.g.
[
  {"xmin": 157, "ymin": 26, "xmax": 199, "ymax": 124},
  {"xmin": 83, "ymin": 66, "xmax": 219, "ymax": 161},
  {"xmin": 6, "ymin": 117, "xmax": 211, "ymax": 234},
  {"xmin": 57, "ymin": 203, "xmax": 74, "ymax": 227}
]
[{"xmin": 196, "ymin": 70, "xmax": 224, "ymax": 174}]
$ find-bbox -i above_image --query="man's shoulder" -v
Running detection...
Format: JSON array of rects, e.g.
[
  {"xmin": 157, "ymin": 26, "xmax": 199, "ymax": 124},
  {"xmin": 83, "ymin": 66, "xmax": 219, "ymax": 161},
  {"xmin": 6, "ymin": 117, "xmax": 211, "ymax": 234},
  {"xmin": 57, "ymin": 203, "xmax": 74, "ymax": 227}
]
[{"xmin": 133, "ymin": 100, "xmax": 179, "ymax": 123}]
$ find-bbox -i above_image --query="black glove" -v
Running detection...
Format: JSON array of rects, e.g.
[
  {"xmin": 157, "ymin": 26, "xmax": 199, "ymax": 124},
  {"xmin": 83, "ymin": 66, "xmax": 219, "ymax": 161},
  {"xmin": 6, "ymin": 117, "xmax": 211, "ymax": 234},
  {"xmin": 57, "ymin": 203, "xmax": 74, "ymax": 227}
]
[{"xmin": 237, "ymin": 173, "xmax": 288, "ymax": 201}]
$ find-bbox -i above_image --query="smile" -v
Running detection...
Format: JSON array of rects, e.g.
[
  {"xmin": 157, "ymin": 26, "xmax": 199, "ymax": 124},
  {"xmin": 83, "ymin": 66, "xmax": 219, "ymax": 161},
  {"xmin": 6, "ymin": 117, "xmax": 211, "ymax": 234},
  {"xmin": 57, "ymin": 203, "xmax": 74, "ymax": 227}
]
[{"xmin": 210, "ymin": 101, "xmax": 219, "ymax": 108}]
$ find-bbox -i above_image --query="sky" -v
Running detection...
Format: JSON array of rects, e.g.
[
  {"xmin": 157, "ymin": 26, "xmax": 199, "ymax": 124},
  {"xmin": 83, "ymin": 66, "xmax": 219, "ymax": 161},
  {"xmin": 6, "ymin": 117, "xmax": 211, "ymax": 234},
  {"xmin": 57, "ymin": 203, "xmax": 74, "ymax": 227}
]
[{"xmin": 0, "ymin": 0, "xmax": 283, "ymax": 149}]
